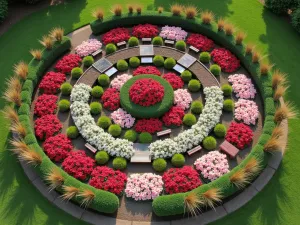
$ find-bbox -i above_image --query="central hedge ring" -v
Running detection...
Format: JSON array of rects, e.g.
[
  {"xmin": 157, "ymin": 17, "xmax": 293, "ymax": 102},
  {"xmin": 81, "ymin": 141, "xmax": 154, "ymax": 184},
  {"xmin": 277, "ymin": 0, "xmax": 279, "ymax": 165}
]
[{"xmin": 120, "ymin": 75, "xmax": 174, "ymax": 118}]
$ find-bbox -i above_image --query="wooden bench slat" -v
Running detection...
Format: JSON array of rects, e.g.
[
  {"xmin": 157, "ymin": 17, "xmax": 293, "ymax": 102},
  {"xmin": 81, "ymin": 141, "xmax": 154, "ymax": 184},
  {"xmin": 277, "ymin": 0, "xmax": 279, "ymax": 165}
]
[
  {"xmin": 117, "ymin": 41, "xmax": 126, "ymax": 47},
  {"xmin": 220, "ymin": 140, "xmax": 239, "ymax": 158},
  {"xmin": 85, "ymin": 143, "xmax": 97, "ymax": 154},
  {"xmin": 142, "ymin": 38, "xmax": 152, "ymax": 42},
  {"xmin": 165, "ymin": 40, "xmax": 175, "ymax": 45},
  {"xmin": 157, "ymin": 129, "xmax": 171, "ymax": 137},
  {"xmin": 91, "ymin": 49, "xmax": 102, "ymax": 57},
  {"xmin": 187, "ymin": 145, "xmax": 202, "ymax": 155},
  {"xmin": 189, "ymin": 46, "xmax": 200, "ymax": 53}
]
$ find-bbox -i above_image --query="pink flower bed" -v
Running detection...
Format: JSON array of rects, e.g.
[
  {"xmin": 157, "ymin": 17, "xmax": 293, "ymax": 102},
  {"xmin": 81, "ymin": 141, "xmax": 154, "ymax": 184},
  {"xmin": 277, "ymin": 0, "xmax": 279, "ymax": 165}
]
[
  {"xmin": 226, "ymin": 122, "xmax": 253, "ymax": 149},
  {"xmin": 211, "ymin": 48, "xmax": 240, "ymax": 73},
  {"xmin": 34, "ymin": 94, "xmax": 58, "ymax": 117},
  {"xmin": 39, "ymin": 71, "xmax": 66, "ymax": 94},
  {"xmin": 110, "ymin": 108, "xmax": 135, "ymax": 128},
  {"xmin": 125, "ymin": 173, "xmax": 163, "ymax": 201},
  {"xmin": 186, "ymin": 33, "xmax": 215, "ymax": 51},
  {"xmin": 132, "ymin": 24, "xmax": 159, "ymax": 38},
  {"xmin": 34, "ymin": 114, "xmax": 62, "ymax": 140},
  {"xmin": 194, "ymin": 151, "xmax": 230, "ymax": 181},
  {"xmin": 133, "ymin": 66, "xmax": 161, "ymax": 76},
  {"xmin": 162, "ymin": 106, "xmax": 185, "ymax": 127},
  {"xmin": 102, "ymin": 27, "xmax": 130, "ymax": 45},
  {"xmin": 162, "ymin": 73, "xmax": 184, "ymax": 89},
  {"xmin": 228, "ymin": 74, "xmax": 257, "ymax": 99},
  {"xmin": 55, "ymin": 54, "xmax": 82, "ymax": 74},
  {"xmin": 75, "ymin": 39, "xmax": 102, "ymax": 57},
  {"xmin": 173, "ymin": 89, "xmax": 192, "ymax": 110},
  {"xmin": 234, "ymin": 99, "xmax": 259, "ymax": 125},
  {"xmin": 159, "ymin": 26, "xmax": 188, "ymax": 41},
  {"xmin": 134, "ymin": 118, "xmax": 163, "ymax": 134},
  {"xmin": 101, "ymin": 88, "xmax": 120, "ymax": 111},
  {"xmin": 110, "ymin": 74, "xmax": 132, "ymax": 91}
]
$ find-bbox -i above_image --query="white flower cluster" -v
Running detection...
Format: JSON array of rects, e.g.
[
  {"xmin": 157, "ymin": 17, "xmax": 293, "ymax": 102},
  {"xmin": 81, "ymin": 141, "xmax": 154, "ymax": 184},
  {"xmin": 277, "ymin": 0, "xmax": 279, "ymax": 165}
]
[{"xmin": 70, "ymin": 83, "xmax": 92, "ymax": 103}]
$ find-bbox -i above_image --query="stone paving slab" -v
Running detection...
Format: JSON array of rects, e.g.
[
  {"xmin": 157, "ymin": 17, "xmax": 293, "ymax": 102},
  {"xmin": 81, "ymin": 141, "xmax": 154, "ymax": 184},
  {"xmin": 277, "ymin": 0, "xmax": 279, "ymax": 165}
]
[
  {"xmin": 133, "ymin": 221, "xmax": 170, "ymax": 225},
  {"xmin": 53, "ymin": 197, "xmax": 85, "ymax": 219},
  {"xmin": 81, "ymin": 210, "xmax": 130, "ymax": 225},
  {"xmin": 32, "ymin": 178, "xmax": 60, "ymax": 203},
  {"xmin": 20, "ymin": 161, "xmax": 39, "ymax": 181},
  {"xmin": 252, "ymin": 166, "xmax": 276, "ymax": 192}
]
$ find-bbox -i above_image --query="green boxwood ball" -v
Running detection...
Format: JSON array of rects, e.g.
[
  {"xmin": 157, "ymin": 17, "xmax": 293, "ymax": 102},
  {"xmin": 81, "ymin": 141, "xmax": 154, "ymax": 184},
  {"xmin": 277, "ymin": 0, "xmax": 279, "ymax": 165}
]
[
  {"xmin": 191, "ymin": 100, "xmax": 203, "ymax": 114},
  {"xmin": 105, "ymin": 43, "xmax": 117, "ymax": 54},
  {"xmin": 152, "ymin": 158, "xmax": 167, "ymax": 172},
  {"xmin": 123, "ymin": 129, "xmax": 137, "ymax": 142},
  {"xmin": 139, "ymin": 132, "xmax": 153, "ymax": 143},
  {"xmin": 90, "ymin": 102, "xmax": 102, "ymax": 115},
  {"xmin": 60, "ymin": 82, "xmax": 72, "ymax": 96},
  {"xmin": 108, "ymin": 124, "xmax": 122, "ymax": 137},
  {"xmin": 98, "ymin": 74, "xmax": 110, "ymax": 86},
  {"xmin": 175, "ymin": 40, "xmax": 186, "ymax": 51},
  {"xmin": 152, "ymin": 36, "xmax": 164, "ymax": 45},
  {"xmin": 210, "ymin": 64, "xmax": 221, "ymax": 76},
  {"xmin": 203, "ymin": 136, "xmax": 217, "ymax": 150},
  {"xmin": 117, "ymin": 59, "xmax": 128, "ymax": 71},
  {"xmin": 214, "ymin": 124, "xmax": 227, "ymax": 138},
  {"xmin": 164, "ymin": 57, "xmax": 176, "ymax": 70},
  {"xmin": 58, "ymin": 99, "xmax": 70, "ymax": 112},
  {"xmin": 129, "ymin": 57, "xmax": 140, "ymax": 68},
  {"xmin": 66, "ymin": 126, "xmax": 79, "ymax": 139},
  {"xmin": 221, "ymin": 84, "xmax": 233, "ymax": 97},
  {"xmin": 223, "ymin": 99, "xmax": 234, "ymax": 112},
  {"xmin": 188, "ymin": 79, "xmax": 201, "ymax": 92},
  {"xmin": 183, "ymin": 113, "xmax": 197, "ymax": 126},
  {"xmin": 181, "ymin": 70, "xmax": 192, "ymax": 83},
  {"xmin": 71, "ymin": 67, "xmax": 83, "ymax": 79},
  {"xmin": 171, "ymin": 153, "xmax": 185, "ymax": 167},
  {"xmin": 83, "ymin": 56, "xmax": 94, "ymax": 67},
  {"xmin": 113, "ymin": 157, "xmax": 127, "ymax": 170},
  {"xmin": 128, "ymin": 36, "xmax": 139, "ymax": 47},
  {"xmin": 95, "ymin": 151, "xmax": 110, "ymax": 165},
  {"xmin": 91, "ymin": 86, "xmax": 104, "ymax": 98},
  {"xmin": 97, "ymin": 116, "xmax": 112, "ymax": 129},
  {"xmin": 199, "ymin": 52, "xmax": 211, "ymax": 63},
  {"xmin": 153, "ymin": 55, "xmax": 165, "ymax": 67}
]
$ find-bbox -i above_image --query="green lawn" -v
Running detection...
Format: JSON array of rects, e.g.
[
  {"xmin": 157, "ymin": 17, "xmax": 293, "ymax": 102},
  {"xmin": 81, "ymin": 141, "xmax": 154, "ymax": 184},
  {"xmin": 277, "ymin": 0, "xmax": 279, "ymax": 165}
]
[{"xmin": 0, "ymin": 0, "xmax": 299, "ymax": 224}]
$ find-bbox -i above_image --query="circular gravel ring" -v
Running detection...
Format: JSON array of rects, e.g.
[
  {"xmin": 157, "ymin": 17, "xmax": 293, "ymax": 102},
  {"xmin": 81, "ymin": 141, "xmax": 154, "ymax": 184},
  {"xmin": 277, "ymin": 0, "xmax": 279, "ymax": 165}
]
[{"xmin": 120, "ymin": 74, "xmax": 174, "ymax": 118}]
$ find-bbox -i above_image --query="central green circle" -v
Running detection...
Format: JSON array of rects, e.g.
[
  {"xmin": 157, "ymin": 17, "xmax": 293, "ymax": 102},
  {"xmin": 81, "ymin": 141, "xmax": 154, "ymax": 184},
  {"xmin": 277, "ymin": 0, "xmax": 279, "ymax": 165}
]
[{"xmin": 120, "ymin": 75, "xmax": 174, "ymax": 118}]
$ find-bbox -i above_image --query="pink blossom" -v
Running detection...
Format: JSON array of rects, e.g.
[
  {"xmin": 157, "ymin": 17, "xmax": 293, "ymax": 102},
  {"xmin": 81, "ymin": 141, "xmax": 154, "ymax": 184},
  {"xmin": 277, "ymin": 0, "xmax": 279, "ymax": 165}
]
[
  {"xmin": 228, "ymin": 74, "xmax": 257, "ymax": 99},
  {"xmin": 173, "ymin": 89, "xmax": 192, "ymax": 110},
  {"xmin": 234, "ymin": 99, "xmax": 259, "ymax": 125},
  {"xmin": 159, "ymin": 26, "xmax": 188, "ymax": 41},
  {"xmin": 75, "ymin": 39, "xmax": 102, "ymax": 57},
  {"xmin": 110, "ymin": 108, "xmax": 135, "ymax": 128},
  {"xmin": 110, "ymin": 74, "xmax": 132, "ymax": 91}
]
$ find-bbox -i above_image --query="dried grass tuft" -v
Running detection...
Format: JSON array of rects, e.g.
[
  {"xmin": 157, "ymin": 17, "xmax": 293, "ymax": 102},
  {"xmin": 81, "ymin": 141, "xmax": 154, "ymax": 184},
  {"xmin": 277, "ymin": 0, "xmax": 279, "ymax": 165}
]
[
  {"xmin": 30, "ymin": 49, "xmax": 42, "ymax": 60},
  {"xmin": 46, "ymin": 167, "xmax": 64, "ymax": 191},
  {"xmin": 245, "ymin": 43, "xmax": 255, "ymax": 55},
  {"xmin": 272, "ymin": 69, "xmax": 288, "ymax": 89},
  {"xmin": 10, "ymin": 121, "xmax": 27, "ymax": 138},
  {"xmin": 127, "ymin": 4, "xmax": 134, "ymax": 14},
  {"xmin": 136, "ymin": 5, "xmax": 142, "ymax": 14},
  {"xmin": 244, "ymin": 158, "xmax": 262, "ymax": 176},
  {"xmin": 272, "ymin": 126, "xmax": 284, "ymax": 139},
  {"xmin": 18, "ymin": 150, "xmax": 42, "ymax": 166},
  {"xmin": 264, "ymin": 136, "xmax": 284, "ymax": 153},
  {"xmin": 274, "ymin": 102, "xmax": 297, "ymax": 123},
  {"xmin": 252, "ymin": 51, "xmax": 261, "ymax": 63},
  {"xmin": 157, "ymin": 6, "xmax": 164, "ymax": 14},
  {"xmin": 224, "ymin": 23, "xmax": 235, "ymax": 36},
  {"xmin": 230, "ymin": 169, "xmax": 250, "ymax": 189},
  {"xmin": 10, "ymin": 139, "xmax": 31, "ymax": 154},
  {"xmin": 217, "ymin": 18, "xmax": 225, "ymax": 31},
  {"xmin": 2, "ymin": 106, "xmax": 19, "ymax": 124},
  {"xmin": 39, "ymin": 35, "xmax": 54, "ymax": 50},
  {"xmin": 260, "ymin": 62, "xmax": 273, "ymax": 76},
  {"xmin": 171, "ymin": 4, "xmax": 183, "ymax": 16},
  {"xmin": 185, "ymin": 6, "xmax": 198, "ymax": 19},
  {"xmin": 62, "ymin": 186, "xmax": 80, "ymax": 201},
  {"xmin": 14, "ymin": 61, "xmax": 28, "ymax": 80},
  {"xmin": 201, "ymin": 188, "xmax": 222, "ymax": 209},
  {"xmin": 111, "ymin": 4, "xmax": 122, "ymax": 16},
  {"xmin": 3, "ymin": 88, "xmax": 21, "ymax": 106},
  {"xmin": 274, "ymin": 85, "xmax": 288, "ymax": 101},
  {"xmin": 6, "ymin": 76, "xmax": 21, "ymax": 93},
  {"xmin": 201, "ymin": 11, "xmax": 214, "ymax": 25},
  {"xmin": 92, "ymin": 8, "xmax": 104, "ymax": 20},
  {"xmin": 50, "ymin": 27, "xmax": 64, "ymax": 42},
  {"xmin": 235, "ymin": 31, "xmax": 246, "ymax": 45},
  {"xmin": 184, "ymin": 192, "xmax": 203, "ymax": 216},
  {"xmin": 78, "ymin": 189, "xmax": 95, "ymax": 208}
]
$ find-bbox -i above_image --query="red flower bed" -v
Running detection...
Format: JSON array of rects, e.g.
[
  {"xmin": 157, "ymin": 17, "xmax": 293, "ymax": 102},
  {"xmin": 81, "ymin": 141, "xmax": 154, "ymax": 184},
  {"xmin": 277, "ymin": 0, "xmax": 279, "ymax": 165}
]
[
  {"xmin": 187, "ymin": 33, "xmax": 215, "ymax": 51},
  {"xmin": 89, "ymin": 166, "xmax": 127, "ymax": 195},
  {"xmin": 34, "ymin": 114, "xmax": 62, "ymax": 140},
  {"xmin": 62, "ymin": 150, "xmax": 95, "ymax": 181},
  {"xmin": 162, "ymin": 106, "xmax": 184, "ymax": 127},
  {"xmin": 101, "ymin": 88, "xmax": 120, "ymax": 111},
  {"xmin": 134, "ymin": 118, "xmax": 163, "ymax": 134},
  {"xmin": 133, "ymin": 66, "xmax": 161, "ymax": 76},
  {"xmin": 38, "ymin": 71, "xmax": 66, "ymax": 94},
  {"xmin": 102, "ymin": 27, "xmax": 130, "ymax": 45},
  {"xmin": 162, "ymin": 73, "xmax": 184, "ymax": 89},
  {"xmin": 225, "ymin": 122, "xmax": 253, "ymax": 149},
  {"xmin": 34, "ymin": 94, "xmax": 58, "ymax": 117},
  {"xmin": 162, "ymin": 166, "xmax": 202, "ymax": 194},
  {"xmin": 211, "ymin": 48, "xmax": 240, "ymax": 73},
  {"xmin": 129, "ymin": 78, "xmax": 164, "ymax": 106},
  {"xmin": 132, "ymin": 24, "xmax": 159, "ymax": 38},
  {"xmin": 43, "ymin": 134, "xmax": 73, "ymax": 162},
  {"xmin": 55, "ymin": 54, "xmax": 82, "ymax": 74}
]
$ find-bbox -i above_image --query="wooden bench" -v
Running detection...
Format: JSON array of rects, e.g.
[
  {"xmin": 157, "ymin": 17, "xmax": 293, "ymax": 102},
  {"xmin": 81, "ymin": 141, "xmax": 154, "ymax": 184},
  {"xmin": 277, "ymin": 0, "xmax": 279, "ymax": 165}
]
[
  {"xmin": 117, "ymin": 41, "xmax": 126, "ymax": 47},
  {"xmin": 220, "ymin": 140, "xmax": 239, "ymax": 158},
  {"xmin": 187, "ymin": 145, "xmax": 202, "ymax": 156},
  {"xmin": 85, "ymin": 143, "xmax": 97, "ymax": 154},
  {"xmin": 142, "ymin": 38, "xmax": 152, "ymax": 43},
  {"xmin": 189, "ymin": 46, "xmax": 200, "ymax": 53},
  {"xmin": 165, "ymin": 39, "xmax": 175, "ymax": 45},
  {"xmin": 91, "ymin": 49, "xmax": 102, "ymax": 57},
  {"xmin": 157, "ymin": 129, "xmax": 171, "ymax": 137}
]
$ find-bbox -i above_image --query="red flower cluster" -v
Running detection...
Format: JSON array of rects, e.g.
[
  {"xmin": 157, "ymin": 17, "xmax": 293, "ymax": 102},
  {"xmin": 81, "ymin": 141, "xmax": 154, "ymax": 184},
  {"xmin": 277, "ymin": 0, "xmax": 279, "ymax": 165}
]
[
  {"xmin": 101, "ymin": 88, "xmax": 120, "ymax": 111},
  {"xmin": 39, "ymin": 71, "xmax": 66, "ymax": 94},
  {"xmin": 55, "ymin": 54, "xmax": 82, "ymax": 74},
  {"xmin": 62, "ymin": 150, "xmax": 95, "ymax": 181},
  {"xmin": 89, "ymin": 166, "xmax": 127, "ymax": 195},
  {"xmin": 211, "ymin": 48, "xmax": 240, "ymax": 73},
  {"xmin": 162, "ymin": 73, "xmax": 184, "ymax": 89},
  {"xmin": 34, "ymin": 94, "xmax": 58, "ymax": 117},
  {"xmin": 187, "ymin": 33, "xmax": 215, "ymax": 51},
  {"xmin": 129, "ymin": 78, "xmax": 164, "ymax": 106},
  {"xmin": 162, "ymin": 106, "xmax": 184, "ymax": 127},
  {"xmin": 102, "ymin": 27, "xmax": 130, "ymax": 45},
  {"xmin": 225, "ymin": 122, "xmax": 253, "ymax": 149},
  {"xmin": 132, "ymin": 24, "xmax": 159, "ymax": 38},
  {"xmin": 43, "ymin": 134, "xmax": 73, "ymax": 162},
  {"xmin": 162, "ymin": 166, "xmax": 202, "ymax": 194},
  {"xmin": 34, "ymin": 114, "xmax": 62, "ymax": 140},
  {"xmin": 133, "ymin": 66, "xmax": 161, "ymax": 76},
  {"xmin": 134, "ymin": 118, "xmax": 163, "ymax": 134}
]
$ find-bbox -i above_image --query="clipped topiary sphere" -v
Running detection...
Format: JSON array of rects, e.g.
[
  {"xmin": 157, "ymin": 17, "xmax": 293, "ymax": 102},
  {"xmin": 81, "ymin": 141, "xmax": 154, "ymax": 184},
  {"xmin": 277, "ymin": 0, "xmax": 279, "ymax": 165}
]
[
  {"xmin": 223, "ymin": 99, "xmax": 234, "ymax": 112},
  {"xmin": 181, "ymin": 70, "xmax": 192, "ymax": 83},
  {"xmin": 152, "ymin": 36, "xmax": 164, "ymax": 45},
  {"xmin": 191, "ymin": 100, "xmax": 203, "ymax": 114},
  {"xmin": 91, "ymin": 86, "xmax": 104, "ymax": 98},
  {"xmin": 113, "ymin": 157, "xmax": 127, "ymax": 170},
  {"xmin": 117, "ymin": 59, "xmax": 128, "ymax": 71},
  {"xmin": 90, "ymin": 102, "xmax": 102, "ymax": 115},
  {"xmin": 60, "ymin": 82, "xmax": 72, "ymax": 96},
  {"xmin": 123, "ymin": 129, "xmax": 137, "ymax": 142},
  {"xmin": 199, "ymin": 52, "xmax": 211, "ymax": 63},
  {"xmin": 221, "ymin": 84, "xmax": 233, "ymax": 97},
  {"xmin": 97, "ymin": 116, "xmax": 112, "ymax": 129},
  {"xmin": 129, "ymin": 57, "xmax": 140, "ymax": 68},
  {"xmin": 108, "ymin": 124, "xmax": 122, "ymax": 137},
  {"xmin": 210, "ymin": 64, "xmax": 221, "ymax": 76},
  {"xmin": 153, "ymin": 55, "xmax": 165, "ymax": 67},
  {"xmin": 128, "ymin": 36, "xmax": 139, "ymax": 47},
  {"xmin": 58, "ymin": 99, "xmax": 70, "ymax": 112},
  {"xmin": 139, "ymin": 132, "xmax": 153, "ymax": 143},
  {"xmin": 171, "ymin": 153, "xmax": 185, "ymax": 167},
  {"xmin": 105, "ymin": 43, "xmax": 117, "ymax": 54},
  {"xmin": 164, "ymin": 57, "xmax": 176, "ymax": 70},
  {"xmin": 175, "ymin": 40, "xmax": 186, "ymax": 51},
  {"xmin": 83, "ymin": 56, "xmax": 94, "ymax": 67},
  {"xmin": 95, "ymin": 151, "xmax": 110, "ymax": 165},
  {"xmin": 71, "ymin": 67, "xmax": 83, "ymax": 79},
  {"xmin": 188, "ymin": 79, "xmax": 201, "ymax": 92},
  {"xmin": 98, "ymin": 74, "xmax": 110, "ymax": 86},
  {"xmin": 183, "ymin": 113, "xmax": 197, "ymax": 127},
  {"xmin": 214, "ymin": 124, "xmax": 227, "ymax": 138},
  {"xmin": 66, "ymin": 126, "xmax": 79, "ymax": 139},
  {"xmin": 152, "ymin": 158, "xmax": 167, "ymax": 172},
  {"xmin": 203, "ymin": 136, "xmax": 217, "ymax": 150}
]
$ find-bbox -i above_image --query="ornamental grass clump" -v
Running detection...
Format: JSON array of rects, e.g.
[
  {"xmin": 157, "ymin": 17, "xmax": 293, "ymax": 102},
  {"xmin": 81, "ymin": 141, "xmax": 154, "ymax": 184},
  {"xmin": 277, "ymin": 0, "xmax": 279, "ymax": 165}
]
[
  {"xmin": 50, "ymin": 27, "xmax": 64, "ymax": 42},
  {"xmin": 62, "ymin": 185, "xmax": 80, "ymax": 201},
  {"xmin": 136, "ymin": 5, "xmax": 142, "ymax": 14},
  {"xmin": 14, "ymin": 61, "xmax": 28, "ymax": 80},
  {"xmin": 18, "ymin": 150, "xmax": 42, "ymax": 166},
  {"xmin": 235, "ymin": 31, "xmax": 246, "ymax": 45},
  {"xmin": 244, "ymin": 157, "xmax": 262, "ymax": 176},
  {"xmin": 45, "ymin": 167, "xmax": 64, "ymax": 191},
  {"xmin": 39, "ymin": 35, "xmax": 53, "ymax": 50},
  {"xmin": 30, "ymin": 49, "xmax": 42, "ymax": 60},
  {"xmin": 217, "ymin": 18, "xmax": 225, "ymax": 31},
  {"xmin": 245, "ymin": 43, "xmax": 255, "ymax": 55},
  {"xmin": 274, "ymin": 102, "xmax": 297, "ymax": 123},
  {"xmin": 272, "ymin": 126, "xmax": 284, "ymax": 139},
  {"xmin": 230, "ymin": 169, "xmax": 249, "ymax": 189},
  {"xmin": 263, "ymin": 135, "xmax": 284, "ymax": 153},
  {"xmin": 252, "ymin": 51, "xmax": 261, "ymax": 63},
  {"xmin": 10, "ymin": 139, "xmax": 31, "ymax": 155},
  {"xmin": 272, "ymin": 69, "xmax": 287, "ymax": 89},
  {"xmin": 201, "ymin": 11, "xmax": 214, "ymax": 25},
  {"xmin": 171, "ymin": 4, "xmax": 183, "ymax": 16},
  {"xmin": 274, "ymin": 85, "xmax": 288, "ymax": 101},
  {"xmin": 92, "ymin": 8, "xmax": 104, "ymax": 20},
  {"xmin": 158, "ymin": 7, "xmax": 163, "ymax": 14},
  {"xmin": 3, "ymin": 88, "xmax": 21, "ymax": 106},
  {"xmin": 185, "ymin": 6, "xmax": 198, "ymax": 19},
  {"xmin": 184, "ymin": 192, "xmax": 202, "ymax": 216},
  {"xmin": 201, "ymin": 188, "xmax": 222, "ymax": 209},
  {"xmin": 2, "ymin": 106, "xmax": 19, "ymax": 124},
  {"xmin": 10, "ymin": 121, "xmax": 26, "ymax": 138},
  {"xmin": 224, "ymin": 23, "xmax": 235, "ymax": 36},
  {"xmin": 78, "ymin": 189, "xmax": 95, "ymax": 208},
  {"xmin": 260, "ymin": 62, "xmax": 273, "ymax": 76},
  {"xmin": 127, "ymin": 4, "xmax": 134, "ymax": 14},
  {"xmin": 111, "ymin": 4, "xmax": 122, "ymax": 16},
  {"xmin": 6, "ymin": 76, "xmax": 21, "ymax": 93}
]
